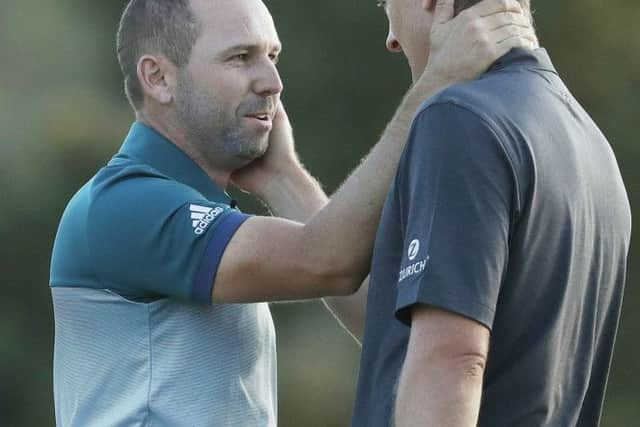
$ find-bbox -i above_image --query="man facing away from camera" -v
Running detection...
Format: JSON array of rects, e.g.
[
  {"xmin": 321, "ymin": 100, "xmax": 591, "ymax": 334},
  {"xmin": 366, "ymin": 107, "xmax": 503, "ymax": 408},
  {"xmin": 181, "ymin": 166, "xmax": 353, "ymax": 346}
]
[
  {"xmin": 348, "ymin": 0, "xmax": 632, "ymax": 426},
  {"xmin": 49, "ymin": 0, "xmax": 535, "ymax": 425}
]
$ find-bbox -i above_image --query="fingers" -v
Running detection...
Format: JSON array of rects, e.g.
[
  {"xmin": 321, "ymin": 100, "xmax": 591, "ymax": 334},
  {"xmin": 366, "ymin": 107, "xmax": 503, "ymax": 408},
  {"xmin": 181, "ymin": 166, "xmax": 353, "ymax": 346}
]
[
  {"xmin": 492, "ymin": 23, "xmax": 537, "ymax": 56},
  {"xmin": 465, "ymin": 0, "xmax": 523, "ymax": 18},
  {"xmin": 271, "ymin": 103, "xmax": 294, "ymax": 141},
  {"xmin": 433, "ymin": 0, "xmax": 455, "ymax": 25},
  {"xmin": 463, "ymin": 4, "xmax": 536, "ymax": 54},
  {"xmin": 483, "ymin": 11, "xmax": 530, "ymax": 31},
  {"xmin": 272, "ymin": 100, "xmax": 288, "ymax": 123},
  {"xmin": 274, "ymin": 100, "xmax": 284, "ymax": 118},
  {"xmin": 424, "ymin": 0, "xmax": 536, "ymax": 85},
  {"xmin": 487, "ymin": 24, "xmax": 530, "ymax": 45},
  {"xmin": 502, "ymin": 26, "xmax": 537, "ymax": 45},
  {"xmin": 502, "ymin": 24, "xmax": 537, "ymax": 45},
  {"xmin": 494, "ymin": 33, "xmax": 536, "ymax": 57}
]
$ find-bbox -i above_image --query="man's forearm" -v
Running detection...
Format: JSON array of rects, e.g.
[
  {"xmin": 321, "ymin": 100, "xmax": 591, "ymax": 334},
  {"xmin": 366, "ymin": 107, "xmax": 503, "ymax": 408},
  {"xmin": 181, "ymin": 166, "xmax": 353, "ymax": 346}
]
[
  {"xmin": 298, "ymin": 76, "xmax": 447, "ymax": 291},
  {"xmin": 258, "ymin": 154, "xmax": 367, "ymax": 341},
  {"xmin": 395, "ymin": 307, "xmax": 489, "ymax": 426},
  {"xmin": 258, "ymin": 78, "xmax": 447, "ymax": 334},
  {"xmin": 291, "ymin": 0, "xmax": 536, "ymax": 287},
  {"xmin": 249, "ymin": 0, "xmax": 536, "ymax": 299},
  {"xmin": 322, "ymin": 278, "xmax": 368, "ymax": 343},
  {"xmin": 259, "ymin": 160, "xmax": 328, "ymax": 221}
]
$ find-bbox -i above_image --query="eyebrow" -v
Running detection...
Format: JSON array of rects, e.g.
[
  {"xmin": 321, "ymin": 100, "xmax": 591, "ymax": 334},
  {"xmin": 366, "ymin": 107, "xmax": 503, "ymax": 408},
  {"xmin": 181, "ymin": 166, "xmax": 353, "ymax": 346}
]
[{"xmin": 219, "ymin": 43, "xmax": 282, "ymax": 57}]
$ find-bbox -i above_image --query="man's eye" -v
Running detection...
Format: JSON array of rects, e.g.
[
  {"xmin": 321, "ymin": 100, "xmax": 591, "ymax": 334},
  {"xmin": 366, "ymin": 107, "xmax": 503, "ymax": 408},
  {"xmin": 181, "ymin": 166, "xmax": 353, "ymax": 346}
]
[
  {"xmin": 376, "ymin": 0, "xmax": 387, "ymax": 8},
  {"xmin": 232, "ymin": 53, "xmax": 249, "ymax": 61}
]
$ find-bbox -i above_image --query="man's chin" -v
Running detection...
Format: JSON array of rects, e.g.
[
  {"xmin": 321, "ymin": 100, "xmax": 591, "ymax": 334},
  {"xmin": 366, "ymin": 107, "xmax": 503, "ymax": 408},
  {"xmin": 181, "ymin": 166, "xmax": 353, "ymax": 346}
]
[{"xmin": 238, "ymin": 139, "xmax": 269, "ymax": 162}]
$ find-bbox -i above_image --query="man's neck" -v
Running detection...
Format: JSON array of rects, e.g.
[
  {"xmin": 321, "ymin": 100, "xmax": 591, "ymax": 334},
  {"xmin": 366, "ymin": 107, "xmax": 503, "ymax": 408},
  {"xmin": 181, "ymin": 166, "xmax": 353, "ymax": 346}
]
[{"xmin": 135, "ymin": 111, "xmax": 231, "ymax": 190}]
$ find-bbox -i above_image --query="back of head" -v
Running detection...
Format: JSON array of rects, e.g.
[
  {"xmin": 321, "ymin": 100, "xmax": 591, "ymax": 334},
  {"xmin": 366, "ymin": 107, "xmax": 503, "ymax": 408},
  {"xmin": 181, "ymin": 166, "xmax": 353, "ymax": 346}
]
[
  {"xmin": 454, "ymin": 0, "xmax": 533, "ymax": 21},
  {"xmin": 116, "ymin": 0, "xmax": 202, "ymax": 111}
]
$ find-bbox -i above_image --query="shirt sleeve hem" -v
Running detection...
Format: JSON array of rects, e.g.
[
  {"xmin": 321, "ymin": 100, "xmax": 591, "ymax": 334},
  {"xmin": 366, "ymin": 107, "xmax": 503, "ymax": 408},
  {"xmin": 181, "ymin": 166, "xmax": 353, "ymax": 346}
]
[
  {"xmin": 192, "ymin": 212, "xmax": 251, "ymax": 304},
  {"xmin": 395, "ymin": 283, "xmax": 495, "ymax": 330}
]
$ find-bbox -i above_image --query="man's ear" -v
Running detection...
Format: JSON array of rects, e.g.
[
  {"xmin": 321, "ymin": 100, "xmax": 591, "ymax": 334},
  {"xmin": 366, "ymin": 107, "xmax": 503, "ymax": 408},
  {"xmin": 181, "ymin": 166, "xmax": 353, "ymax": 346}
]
[{"xmin": 136, "ymin": 54, "xmax": 174, "ymax": 105}]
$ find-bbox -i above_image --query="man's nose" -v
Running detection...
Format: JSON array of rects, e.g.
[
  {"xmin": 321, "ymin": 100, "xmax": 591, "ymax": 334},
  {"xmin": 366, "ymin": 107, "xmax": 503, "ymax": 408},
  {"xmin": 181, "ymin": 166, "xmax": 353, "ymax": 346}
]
[
  {"xmin": 253, "ymin": 60, "xmax": 283, "ymax": 97},
  {"xmin": 386, "ymin": 30, "xmax": 402, "ymax": 53}
]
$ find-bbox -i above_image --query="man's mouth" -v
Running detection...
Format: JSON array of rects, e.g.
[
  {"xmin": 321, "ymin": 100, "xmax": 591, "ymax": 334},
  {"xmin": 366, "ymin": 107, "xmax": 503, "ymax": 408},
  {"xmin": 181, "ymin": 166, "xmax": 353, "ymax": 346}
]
[
  {"xmin": 243, "ymin": 112, "xmax": 273, "ymax": 132},
  {"xmin": 245, "ymin": 112, "xmax": 271, "ymax": 121}
]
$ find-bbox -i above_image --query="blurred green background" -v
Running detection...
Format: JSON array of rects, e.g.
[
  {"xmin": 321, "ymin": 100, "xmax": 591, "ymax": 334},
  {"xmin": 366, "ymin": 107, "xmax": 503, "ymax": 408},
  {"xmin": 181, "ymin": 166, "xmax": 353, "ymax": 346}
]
[{"xmin": 1, "ymin": 0, "xmax": 637, "ymax": 425}]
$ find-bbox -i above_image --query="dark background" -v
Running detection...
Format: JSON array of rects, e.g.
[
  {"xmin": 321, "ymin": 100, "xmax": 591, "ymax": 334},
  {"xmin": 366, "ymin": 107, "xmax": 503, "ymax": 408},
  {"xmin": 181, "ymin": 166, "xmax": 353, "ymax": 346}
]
[{"xmin": 1, "ymin": 0, "xmax": 637, "ymax": 425}]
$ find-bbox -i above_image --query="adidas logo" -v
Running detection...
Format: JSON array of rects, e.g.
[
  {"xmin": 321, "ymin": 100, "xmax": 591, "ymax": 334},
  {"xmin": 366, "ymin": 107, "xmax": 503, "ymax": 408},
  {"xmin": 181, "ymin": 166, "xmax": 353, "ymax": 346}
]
[{"xmin": 190, "ymin": 204, "xmax": 224, "ymax": 235}]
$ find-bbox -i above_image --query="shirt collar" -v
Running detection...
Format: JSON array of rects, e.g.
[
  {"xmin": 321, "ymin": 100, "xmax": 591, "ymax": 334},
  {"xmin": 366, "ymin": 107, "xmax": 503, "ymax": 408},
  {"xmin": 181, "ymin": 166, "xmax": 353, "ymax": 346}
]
[
  {"xmin": 119, "ymin": 121, "xmax": 231, "ymax": 203},
  {"xmin": 487, "ymin": 47, "xmax": 557, "ymax": 75}
]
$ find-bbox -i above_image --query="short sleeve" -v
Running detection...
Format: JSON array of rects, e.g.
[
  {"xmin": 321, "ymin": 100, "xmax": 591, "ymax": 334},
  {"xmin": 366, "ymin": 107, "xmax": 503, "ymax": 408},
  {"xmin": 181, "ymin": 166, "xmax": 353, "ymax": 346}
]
[
  {"xmin": 89, "ymin": 174, "xmax": 249, "ymax": 304},
  {"xmin": 394, "ymin": 102, "xmax": 515, "ymax": 329}
]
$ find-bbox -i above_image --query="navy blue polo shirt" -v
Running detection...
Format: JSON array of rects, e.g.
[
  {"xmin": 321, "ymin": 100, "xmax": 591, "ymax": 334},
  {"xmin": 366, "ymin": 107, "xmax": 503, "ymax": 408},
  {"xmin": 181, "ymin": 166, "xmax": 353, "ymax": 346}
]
[{"xmin": 352, "ymin": 49, "xmax": 631, "ymax": 426}]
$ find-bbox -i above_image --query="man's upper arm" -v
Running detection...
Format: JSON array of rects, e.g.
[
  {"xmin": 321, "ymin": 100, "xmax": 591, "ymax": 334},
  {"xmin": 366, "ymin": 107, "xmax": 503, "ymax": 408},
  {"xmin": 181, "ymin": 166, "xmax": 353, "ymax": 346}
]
[
  {"xmin": 90, "ymin": 169, "xmax": 356, "ymax": 304},
  {"xmin": 213, "ymin": 215, "xmax": 355, "ymax": 303},
  {"xmin": 394, "ymin": 102, "xmax": 510, "ymax": 425},
  {"xmin": 394, "ymin": 101, "xmax": 515, "ymax": 330},
  {"xmin": 89, "ymin": 174, "xmax": 249, "ymax": 303},
  {"xmin": 408, "ymin": 304, "xmax": 490, "ymax": 369},
  {"xmin": 396, "ymin": 304, "xmax": 489, "ymax": 426}
]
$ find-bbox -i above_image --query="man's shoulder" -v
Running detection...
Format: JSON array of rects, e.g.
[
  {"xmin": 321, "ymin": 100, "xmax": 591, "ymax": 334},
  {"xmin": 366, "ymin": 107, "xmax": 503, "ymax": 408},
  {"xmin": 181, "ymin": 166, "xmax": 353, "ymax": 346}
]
[
  {"xmin": 87, "ymin": 154, "xmax": 205, "ymax": 212},
  {"xmin": 413, "ymin": 64, "xmax": 560, "ymax": 154},
  {"xmin": 409, "ymin": 76, "xmax": 511, "ymax": 147},
  {"xmin": 417, "ymin": 72, "xmax": 523, "ymax": 124},
  {"xmin": 56, "ymin": 154, "xmax": 207, "ymax": 243},
  {"xmin": 400, "ymin": 75, "xmax": 534, "ymax": 202}
]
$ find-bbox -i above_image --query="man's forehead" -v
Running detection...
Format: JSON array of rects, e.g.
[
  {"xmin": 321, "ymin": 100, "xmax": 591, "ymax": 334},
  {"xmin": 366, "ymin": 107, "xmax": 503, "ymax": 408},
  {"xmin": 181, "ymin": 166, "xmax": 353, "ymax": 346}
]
[{"xmin": 191, "ymin": 0, "xmax": 280, "ymax": 48}]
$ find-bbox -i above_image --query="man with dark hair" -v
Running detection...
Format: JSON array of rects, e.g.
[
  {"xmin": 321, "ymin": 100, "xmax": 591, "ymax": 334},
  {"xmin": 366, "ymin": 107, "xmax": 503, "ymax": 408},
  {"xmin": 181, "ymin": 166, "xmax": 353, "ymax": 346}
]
[
  {"xmin": 116, "ymin": 0, "xmax": 201, "ymax": 110},
  {"xmin": 49, "ymin": 0, "xmax": 535, "ymax": 425},
  {"xmin": 349, "ymin": 0, "xmax": 631, "ymax": 426}
]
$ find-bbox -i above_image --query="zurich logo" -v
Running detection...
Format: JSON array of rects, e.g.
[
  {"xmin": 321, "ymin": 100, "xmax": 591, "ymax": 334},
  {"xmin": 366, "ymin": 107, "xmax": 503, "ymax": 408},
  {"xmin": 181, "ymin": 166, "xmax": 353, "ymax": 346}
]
[{"xmin": 408, "ymin": 239, "xmax": 420, "ymax": 261}]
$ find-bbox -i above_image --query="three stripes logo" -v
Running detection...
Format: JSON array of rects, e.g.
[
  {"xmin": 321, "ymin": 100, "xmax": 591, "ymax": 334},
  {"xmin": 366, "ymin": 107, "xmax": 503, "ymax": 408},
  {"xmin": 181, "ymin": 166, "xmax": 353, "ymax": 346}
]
[{"xmin": 190, "ymin": 204, "xmax": 224, "ymax": 235}]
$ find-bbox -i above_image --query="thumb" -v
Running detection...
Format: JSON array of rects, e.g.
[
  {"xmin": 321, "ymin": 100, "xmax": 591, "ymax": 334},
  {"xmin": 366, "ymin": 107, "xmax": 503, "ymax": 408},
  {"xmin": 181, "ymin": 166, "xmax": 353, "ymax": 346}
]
[
  {"xmin": 432, "ymin": 0, "xmax": 454, "ymax": 24},
  {"xmin": 273, "ymin": 100, "xmax": 290, "ymax": 126}
]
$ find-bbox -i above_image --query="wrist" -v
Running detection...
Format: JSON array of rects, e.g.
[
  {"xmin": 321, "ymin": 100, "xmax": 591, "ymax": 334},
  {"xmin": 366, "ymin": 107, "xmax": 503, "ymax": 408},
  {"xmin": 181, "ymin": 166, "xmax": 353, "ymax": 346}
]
[
  {"xmin": 256, "ymin": 153, "xmax": 304, "ymax": 200},
  {"xmin": 413, "ymin": 69, "xmax": 453, "ymax": 99},
  {"xmin": 257, "ymin": 157, "xmax": 328, "ymax": 221}
]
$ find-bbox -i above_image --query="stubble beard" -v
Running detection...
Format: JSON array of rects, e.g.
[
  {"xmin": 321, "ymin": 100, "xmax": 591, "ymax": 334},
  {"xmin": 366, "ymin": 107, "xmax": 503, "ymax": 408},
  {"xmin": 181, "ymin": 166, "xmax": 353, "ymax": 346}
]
[{"xmin": 174, "ymin": 70, "xmax": 268, "ymax": 171}]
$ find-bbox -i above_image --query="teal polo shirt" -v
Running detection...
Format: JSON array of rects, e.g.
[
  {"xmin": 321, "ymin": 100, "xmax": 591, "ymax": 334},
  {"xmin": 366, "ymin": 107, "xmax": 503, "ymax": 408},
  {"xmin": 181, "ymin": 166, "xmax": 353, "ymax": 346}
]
[
  {"xmin": 50, "ymin": 122, "xmax": 277, "ymax": 426},
  {"xmin": 51, "ymin": 121, "xmax": 250, "ymax": 303}
]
